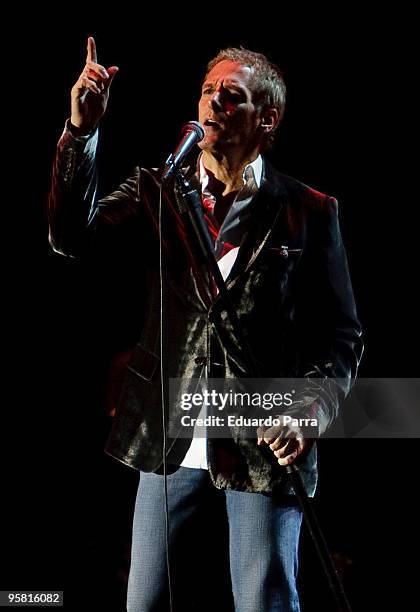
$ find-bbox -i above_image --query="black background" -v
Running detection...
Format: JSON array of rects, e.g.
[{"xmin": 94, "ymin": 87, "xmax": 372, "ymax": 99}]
[{"xmin": 2, "ymin": 6, "xmax": 418, "ymax": 611}]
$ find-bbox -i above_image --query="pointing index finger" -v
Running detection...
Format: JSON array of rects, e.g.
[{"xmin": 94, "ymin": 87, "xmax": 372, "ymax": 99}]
[{"xmin": 86, "ymin": 36, "xmax": 97, "ymax": 64}]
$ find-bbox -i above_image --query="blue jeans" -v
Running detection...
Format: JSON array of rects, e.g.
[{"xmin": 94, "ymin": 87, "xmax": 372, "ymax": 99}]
[{"xmin": 127, "ymin": 467, "xmax": 302, "ymax": 612}]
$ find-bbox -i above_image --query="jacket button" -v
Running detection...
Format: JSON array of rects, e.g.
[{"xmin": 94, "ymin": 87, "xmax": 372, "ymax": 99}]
[{"xmin": 194, "ymin": 356, "xmax": 207, "ymax": 365}]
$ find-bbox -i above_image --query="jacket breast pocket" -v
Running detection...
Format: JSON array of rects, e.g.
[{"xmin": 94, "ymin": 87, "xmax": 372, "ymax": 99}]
[
  {"xmin": 265, "ymin": 246, "xmax": 303, "ymax": 259},
  {"xmin": 256, "ymin": 246, "xmax": 303, "ymax": 273},
  {"xmin": 247, "ymin": 246, "xmax": 303, "ymax": 302}
]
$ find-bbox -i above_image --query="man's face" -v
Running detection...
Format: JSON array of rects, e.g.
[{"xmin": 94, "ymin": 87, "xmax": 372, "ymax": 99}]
[{"xmin": 198, "ymin": 60, "xmax": 263, "ymax": 155}]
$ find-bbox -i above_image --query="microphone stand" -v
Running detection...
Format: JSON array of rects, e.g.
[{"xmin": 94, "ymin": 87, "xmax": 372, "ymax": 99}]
[{"xmin": 172, "ymin": 168, "xmax": 353, "ymax": 612}]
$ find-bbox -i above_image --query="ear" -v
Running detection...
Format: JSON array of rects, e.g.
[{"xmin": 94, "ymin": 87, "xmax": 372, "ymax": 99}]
[{"xmin": 259, "ymin": 108, "xmax": 280, "ymax": 133}]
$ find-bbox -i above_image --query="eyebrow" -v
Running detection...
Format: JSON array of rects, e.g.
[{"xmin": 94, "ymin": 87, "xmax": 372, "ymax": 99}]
[{"xmin": 202, "ymin": 79, "xmax": 246, "ymax": 93}]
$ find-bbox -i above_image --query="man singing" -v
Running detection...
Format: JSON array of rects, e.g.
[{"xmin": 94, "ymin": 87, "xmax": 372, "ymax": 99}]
[{"xmin": 48, "ymin": 37, "xmax": 363, "ymax": 611}]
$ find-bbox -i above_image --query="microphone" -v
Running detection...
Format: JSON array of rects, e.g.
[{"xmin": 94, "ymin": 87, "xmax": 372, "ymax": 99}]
[{"xmin": 161, "ymin": 121, "xmax": 205, "ymax": 183}]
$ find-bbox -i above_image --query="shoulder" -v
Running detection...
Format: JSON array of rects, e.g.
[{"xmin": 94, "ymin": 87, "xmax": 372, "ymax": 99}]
[{"xmin": 263, "ymin": 158, "xmax": 338, "ymax": 216}]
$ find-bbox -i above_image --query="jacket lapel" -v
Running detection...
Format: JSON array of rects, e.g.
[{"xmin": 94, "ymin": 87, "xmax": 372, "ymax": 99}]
[{"xmin": 223, "ymin": 158, "xmax": 288, "ymax": 290}]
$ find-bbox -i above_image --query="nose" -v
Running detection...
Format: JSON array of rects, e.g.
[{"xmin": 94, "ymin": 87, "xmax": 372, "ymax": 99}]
[{"xmin": 209, "ymin": 89, "xmax": 223, "ymax": 112}]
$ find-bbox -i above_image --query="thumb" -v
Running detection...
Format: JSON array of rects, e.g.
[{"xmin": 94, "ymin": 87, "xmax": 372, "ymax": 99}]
[
  {"xmin": 257, "ymin": 426, "xmax": 266, "ymax": 445},
  {"xmin": 105, "ymin": 65, "xmax": 119, "ymax": 89}
]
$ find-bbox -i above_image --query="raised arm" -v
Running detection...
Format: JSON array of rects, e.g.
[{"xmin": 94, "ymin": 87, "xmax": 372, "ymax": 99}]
[{"xmin": 48, "ymin": 37, "xmax": 119, "ymax": 256}]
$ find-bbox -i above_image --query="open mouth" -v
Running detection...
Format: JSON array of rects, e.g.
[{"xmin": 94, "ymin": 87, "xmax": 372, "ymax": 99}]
[{"xmin": 204, "ymin": 119, "xmax": 222, "ymax": 129}]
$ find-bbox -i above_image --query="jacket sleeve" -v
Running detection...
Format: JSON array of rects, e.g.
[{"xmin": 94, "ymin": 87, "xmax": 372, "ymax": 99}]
[
  {"xmin": 292, "ymin": 195, "xmax": 364, "ymax": 435},
  {"xmin": 48, "ymin": 121, "xmax": 141, "ymax": 257}
]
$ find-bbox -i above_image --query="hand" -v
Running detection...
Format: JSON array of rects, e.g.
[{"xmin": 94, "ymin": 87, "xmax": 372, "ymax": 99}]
[
  {"xmin": 70, "ymin": 36, "xmax": 119, "ymax": 133},
  {"xmin": 257, "ymin": 416, "xmax": 313, "ymax": 466}
]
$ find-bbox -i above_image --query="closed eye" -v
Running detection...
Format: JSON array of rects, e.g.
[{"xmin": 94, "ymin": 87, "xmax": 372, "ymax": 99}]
[{"xmin": 225, "ymin": 91, "xmax": 242, "ymax": 102}]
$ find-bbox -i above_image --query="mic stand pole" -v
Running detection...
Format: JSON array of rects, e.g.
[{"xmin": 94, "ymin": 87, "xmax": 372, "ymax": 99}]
[{"xmin": 173, "ymin": 169, "xmax": 352, "ymax": 612}]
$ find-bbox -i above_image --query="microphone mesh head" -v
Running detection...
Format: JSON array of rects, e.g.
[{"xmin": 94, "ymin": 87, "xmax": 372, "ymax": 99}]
[{"xmin": 182, "ymin": 121, "xmax": 205, "ymax": 141}]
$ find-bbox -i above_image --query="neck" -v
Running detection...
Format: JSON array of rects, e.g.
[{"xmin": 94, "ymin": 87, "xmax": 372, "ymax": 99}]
[{"xmin": 201, "ymin": 148, "xmax": 260, "ymax": 195}]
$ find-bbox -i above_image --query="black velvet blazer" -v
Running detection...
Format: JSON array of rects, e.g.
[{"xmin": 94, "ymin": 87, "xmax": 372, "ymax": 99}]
[{"xmin": 48, "ymin": 130, "xmax": 363, "ymax": 495}]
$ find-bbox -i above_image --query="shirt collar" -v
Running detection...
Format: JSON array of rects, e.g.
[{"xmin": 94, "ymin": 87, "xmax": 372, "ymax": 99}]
[{"xmin": 199, "ymin": 154, "xmax": 263, "ymax": 193}]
